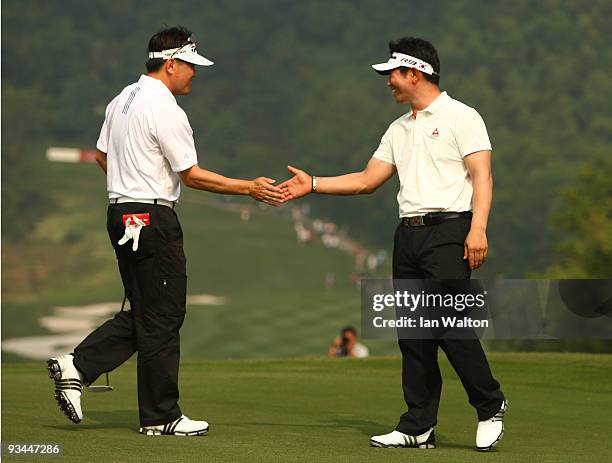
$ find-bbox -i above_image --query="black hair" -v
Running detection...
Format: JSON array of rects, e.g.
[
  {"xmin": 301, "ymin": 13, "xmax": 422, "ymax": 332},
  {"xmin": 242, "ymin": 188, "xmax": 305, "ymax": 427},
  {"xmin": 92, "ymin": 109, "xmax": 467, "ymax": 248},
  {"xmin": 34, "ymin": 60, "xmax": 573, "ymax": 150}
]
[
  {"xmin": 389, "ymin": 37, "xmax": 440, "ymax": 86},
  {"xmin": 146, "ymin": 26, "xmax": 192, "ymax": 72},
  {"xmin": 341, "ymin": 326, "xmax": 357, "ymax": 336}
]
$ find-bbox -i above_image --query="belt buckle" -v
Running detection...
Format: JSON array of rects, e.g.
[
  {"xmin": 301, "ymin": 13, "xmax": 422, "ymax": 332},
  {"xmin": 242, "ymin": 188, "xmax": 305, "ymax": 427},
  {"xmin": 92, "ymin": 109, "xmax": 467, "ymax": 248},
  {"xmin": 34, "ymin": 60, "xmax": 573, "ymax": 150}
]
[{"xmin": 408, "ymin": 216, "xmax": 425, "ymax": 227}]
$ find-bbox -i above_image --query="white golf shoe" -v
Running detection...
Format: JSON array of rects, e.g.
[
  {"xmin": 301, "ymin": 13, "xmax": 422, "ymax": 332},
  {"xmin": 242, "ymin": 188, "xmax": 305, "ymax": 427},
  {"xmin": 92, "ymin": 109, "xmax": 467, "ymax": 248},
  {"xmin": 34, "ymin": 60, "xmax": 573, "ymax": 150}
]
[
  {"xmin": 476, "ymin": 400, "xmax": 508, "ymax": 451},
  {"xmin": 139, "ymin": 415, "xmax": 209, "ymax": 436},
  {"xmin": 370, "ymin": 427, "xmax": 436, "ymax": 448},
  {"xmin": 47, "ymin": 354, "xmax": 84, "ymax": 424}
]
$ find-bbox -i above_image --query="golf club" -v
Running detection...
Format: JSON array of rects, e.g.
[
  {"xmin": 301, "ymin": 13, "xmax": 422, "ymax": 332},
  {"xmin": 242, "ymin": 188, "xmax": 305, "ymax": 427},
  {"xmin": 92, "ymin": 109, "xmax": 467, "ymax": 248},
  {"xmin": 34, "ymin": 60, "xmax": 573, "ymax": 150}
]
[
  {"xmin": 86, "ymin": 295, "xmax": 127, "ymax": 393},
  {"xmin": 87, "ymin": 372, "xmax": 114, "ymax": 392}
]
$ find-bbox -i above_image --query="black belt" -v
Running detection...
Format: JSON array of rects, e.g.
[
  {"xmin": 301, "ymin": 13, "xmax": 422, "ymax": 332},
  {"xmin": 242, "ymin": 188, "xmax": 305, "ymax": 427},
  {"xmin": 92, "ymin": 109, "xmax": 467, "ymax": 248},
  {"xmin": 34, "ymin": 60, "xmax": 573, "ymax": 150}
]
[{"xmin": 401, "ymin": 211, "xmax": 472, "ymax": 227}]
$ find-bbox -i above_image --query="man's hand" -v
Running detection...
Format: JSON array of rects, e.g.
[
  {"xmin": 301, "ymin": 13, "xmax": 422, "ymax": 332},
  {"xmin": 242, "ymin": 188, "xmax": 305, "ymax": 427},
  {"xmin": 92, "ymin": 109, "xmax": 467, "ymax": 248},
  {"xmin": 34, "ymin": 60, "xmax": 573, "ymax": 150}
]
[
  {"xmin": 278, "ymin": 165, "xmax": 312, "ymax": 200},
  {"xmin": 248, "ymin": 177, "xmax": 287, "ymax": 206},
  {"xmin": 464, "ymin": 229, "xmax": 488, "ymax": 270},
  {"xmin": 327, "ymin": 336, "xmax": 343, "ymax": 358}
]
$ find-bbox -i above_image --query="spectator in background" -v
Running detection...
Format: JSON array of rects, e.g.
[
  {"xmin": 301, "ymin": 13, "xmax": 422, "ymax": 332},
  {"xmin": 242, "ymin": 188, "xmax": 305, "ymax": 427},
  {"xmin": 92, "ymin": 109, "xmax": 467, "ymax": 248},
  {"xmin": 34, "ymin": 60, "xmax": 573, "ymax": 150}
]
[{"xmin": 328, "ymin": 327, "xmax": 369, "ymax": 358}]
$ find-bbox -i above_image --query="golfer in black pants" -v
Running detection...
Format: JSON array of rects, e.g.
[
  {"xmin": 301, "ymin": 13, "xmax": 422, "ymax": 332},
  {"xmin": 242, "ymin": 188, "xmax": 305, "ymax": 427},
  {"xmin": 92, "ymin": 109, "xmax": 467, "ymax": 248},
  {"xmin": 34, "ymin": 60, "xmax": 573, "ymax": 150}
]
[
  {"xmin": 280, "ymin": 37, "xmax": 506, "ymax": 451},
  {"xmin": 74, "ymin": 202, "xmax": 188, "ymax": 427},
  {"xmin": 46, "ymin": 26, "xmax": 285, "ymax": 435},
  {"xmin": 393, "ymin": 214, "xmax": 504, "ymax": 446}
]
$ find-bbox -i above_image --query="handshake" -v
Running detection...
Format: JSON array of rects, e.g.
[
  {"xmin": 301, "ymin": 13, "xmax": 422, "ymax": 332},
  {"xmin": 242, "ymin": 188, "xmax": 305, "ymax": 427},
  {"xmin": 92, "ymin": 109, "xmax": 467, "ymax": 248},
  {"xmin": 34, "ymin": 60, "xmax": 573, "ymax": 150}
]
[{"xmin": 249, "ymin": 165, "xmax": 312, "ymax": 206}]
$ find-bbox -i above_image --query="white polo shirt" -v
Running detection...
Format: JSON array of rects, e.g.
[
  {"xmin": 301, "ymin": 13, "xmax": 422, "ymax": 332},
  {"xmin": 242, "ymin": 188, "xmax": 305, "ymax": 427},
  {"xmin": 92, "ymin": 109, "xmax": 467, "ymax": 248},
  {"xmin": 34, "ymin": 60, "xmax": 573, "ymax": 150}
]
[
  {"xmin": 372, "ymin": 91, "xmax": 491, "ymax": 218},
  {"xmin": 97, "ymin": 75, "xmax": 198, "ymax": 202}
]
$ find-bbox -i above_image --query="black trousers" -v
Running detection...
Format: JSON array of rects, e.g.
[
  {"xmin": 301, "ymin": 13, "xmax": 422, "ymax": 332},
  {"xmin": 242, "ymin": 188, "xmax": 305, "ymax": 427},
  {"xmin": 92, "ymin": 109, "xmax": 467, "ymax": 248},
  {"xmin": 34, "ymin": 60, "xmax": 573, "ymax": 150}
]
[
  {"xmin": 73, "ymin": 203, "xmax": 187, "ymax": 426},
  {"xmin": 392, "ymin": 216, "xmax": 504, "ymax": 435}
]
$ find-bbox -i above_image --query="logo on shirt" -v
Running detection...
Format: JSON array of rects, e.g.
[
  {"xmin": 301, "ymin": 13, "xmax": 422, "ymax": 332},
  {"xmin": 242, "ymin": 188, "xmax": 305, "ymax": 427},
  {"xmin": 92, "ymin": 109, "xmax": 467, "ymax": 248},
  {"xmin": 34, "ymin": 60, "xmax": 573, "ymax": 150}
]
[
  {"xmin": 122, "ymin": 86, "xmax": 141, "ymax": 114},
  {"xmin": 431, "ymin": 128, "xmax": 439, "ymax": 137}
]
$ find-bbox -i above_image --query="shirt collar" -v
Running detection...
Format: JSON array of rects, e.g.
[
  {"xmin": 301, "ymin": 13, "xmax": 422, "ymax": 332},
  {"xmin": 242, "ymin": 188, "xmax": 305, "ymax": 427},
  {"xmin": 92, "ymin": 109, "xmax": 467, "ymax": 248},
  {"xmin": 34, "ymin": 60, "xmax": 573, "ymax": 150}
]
[
  {"xmin": 410, "ymin": 91, "xmax": 449, "ymax": 118},
  {"xmin": 138, "ymin": 74, "xmax": 176, "ymax": 103}
]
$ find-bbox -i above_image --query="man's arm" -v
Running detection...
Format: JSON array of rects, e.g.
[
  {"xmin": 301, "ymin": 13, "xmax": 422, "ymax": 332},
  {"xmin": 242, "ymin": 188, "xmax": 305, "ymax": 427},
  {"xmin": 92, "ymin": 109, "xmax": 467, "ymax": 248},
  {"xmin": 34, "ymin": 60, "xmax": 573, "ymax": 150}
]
[
  {"xmin": 327, "ymin": 336, "xmax": 342, "ymax": 358},
  {"xmin": 279, "ymin": 157, "xmax": 396, "ymax": 199},
  {"xmin": 463, "ymin": 150, "xmax": 492, "ymax": 270},
  {"xmin": 178, "ymin": 165, "xmax": 287, "ymax": 206},
  {"xmin": 95, "ymin": 149, "xmax": 107, "ymax": 174}
]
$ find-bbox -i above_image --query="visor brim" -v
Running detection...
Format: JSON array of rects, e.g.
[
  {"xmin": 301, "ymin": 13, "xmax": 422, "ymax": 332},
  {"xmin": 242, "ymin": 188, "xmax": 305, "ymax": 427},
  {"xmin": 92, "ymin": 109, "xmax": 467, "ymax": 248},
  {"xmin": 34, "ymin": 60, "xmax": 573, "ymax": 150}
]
[
  {"xmin": 179, "ymin": 52, "xmax": 214, "ymax": 66},
  {"xmin": 371, "ymin": 62, "xmax": 399, "ymax": 75}
]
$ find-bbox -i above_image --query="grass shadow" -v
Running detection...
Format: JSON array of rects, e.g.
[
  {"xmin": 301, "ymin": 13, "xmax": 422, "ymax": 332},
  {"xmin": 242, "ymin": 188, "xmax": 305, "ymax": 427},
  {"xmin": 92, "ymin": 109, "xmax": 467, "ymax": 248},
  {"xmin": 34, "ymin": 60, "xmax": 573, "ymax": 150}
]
[
  {"xmin": 235, "ymin": 418, "xmax": 389, "ymax": 436},
  {"xmin": 43, "ymin": 410, "xmax": 136, "ymax": 432},
  {"xmin": 436, "ymin": 441, "xmax": 476, "ymax": 451},
  {"xmin": 319, "ymin": 418, "xmax": 390, "ymax": 436}
]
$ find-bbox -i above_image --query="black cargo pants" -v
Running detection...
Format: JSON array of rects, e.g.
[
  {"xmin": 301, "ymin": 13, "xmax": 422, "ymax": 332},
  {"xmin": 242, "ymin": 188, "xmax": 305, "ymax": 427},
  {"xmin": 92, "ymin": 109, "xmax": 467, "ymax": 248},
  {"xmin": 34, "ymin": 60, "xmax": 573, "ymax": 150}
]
[
  {"xmin": 73, "ymin": 202, "xmax": 187, "ymax": 426},
  {"xmin": 392, "ymin": 215, "xmax": 504, "ymax": 435}
]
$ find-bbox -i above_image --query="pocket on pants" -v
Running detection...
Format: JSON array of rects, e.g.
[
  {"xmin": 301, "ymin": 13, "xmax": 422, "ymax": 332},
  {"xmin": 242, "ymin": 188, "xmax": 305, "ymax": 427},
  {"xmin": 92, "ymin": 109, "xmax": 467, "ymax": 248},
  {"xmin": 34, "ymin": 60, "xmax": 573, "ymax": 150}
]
[
  {"xmin": 157, "ymin": 240, "xmax": 187, "ymax": 278},
  {"xmin": 433, "ymin": 218, "xmax": 471, "ymax": 247},
  {"xmin": 159, "ymin": 275, "xmax": 187, "ymax": 318},
  {"xmin": 108, "ymin": 206, "xmax": 158, "ymax": 260}
]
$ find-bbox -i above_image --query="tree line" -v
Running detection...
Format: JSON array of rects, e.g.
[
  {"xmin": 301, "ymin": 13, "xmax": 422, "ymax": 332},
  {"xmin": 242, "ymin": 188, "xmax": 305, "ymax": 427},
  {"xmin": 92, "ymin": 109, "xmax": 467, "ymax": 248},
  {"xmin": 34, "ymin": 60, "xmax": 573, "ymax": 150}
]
[{"xmin": 2, "ymin": 0, "xmax": 610, "ymax": 278}]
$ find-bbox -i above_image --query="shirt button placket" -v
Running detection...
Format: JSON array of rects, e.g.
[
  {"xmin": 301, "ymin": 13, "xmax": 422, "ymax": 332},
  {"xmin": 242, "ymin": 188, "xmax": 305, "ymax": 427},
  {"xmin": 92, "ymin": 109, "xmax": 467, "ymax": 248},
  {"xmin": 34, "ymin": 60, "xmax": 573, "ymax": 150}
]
[{"xmin": 413, "ymin": 113, "xmax": 422, "ymax": 147}]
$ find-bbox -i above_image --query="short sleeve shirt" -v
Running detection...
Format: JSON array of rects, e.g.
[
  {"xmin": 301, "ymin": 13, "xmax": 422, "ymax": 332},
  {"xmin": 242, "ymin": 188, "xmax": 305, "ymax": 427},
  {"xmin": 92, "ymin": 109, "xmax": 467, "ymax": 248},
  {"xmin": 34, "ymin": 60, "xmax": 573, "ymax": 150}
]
[
  {"xmin": 352, "ymin": 343, "xmax": 369, "ymax": 358},
  {"xmin": 97, "ymin": 75, "xmax": 198, "ymax": 201},
  {"xmin": 372, "ymin": 92, "xmax": 491, "ymax": 217}
]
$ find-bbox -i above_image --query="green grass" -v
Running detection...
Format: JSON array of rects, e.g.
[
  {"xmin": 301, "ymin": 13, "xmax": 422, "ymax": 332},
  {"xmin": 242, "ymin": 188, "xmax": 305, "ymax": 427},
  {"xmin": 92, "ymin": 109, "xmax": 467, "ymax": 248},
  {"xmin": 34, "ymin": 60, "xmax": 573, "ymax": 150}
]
[{"xmin": 2, "ymin": 353, "xmax": 611, "ymax": 462}]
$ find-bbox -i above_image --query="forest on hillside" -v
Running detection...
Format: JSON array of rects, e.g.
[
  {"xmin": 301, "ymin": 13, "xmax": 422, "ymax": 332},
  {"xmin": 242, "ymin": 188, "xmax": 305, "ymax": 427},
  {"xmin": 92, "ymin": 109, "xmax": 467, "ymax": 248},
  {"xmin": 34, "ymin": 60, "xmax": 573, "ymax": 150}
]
[{"xmin": 2, "ymin": 0, "xmax": 610, "ymax": 278}]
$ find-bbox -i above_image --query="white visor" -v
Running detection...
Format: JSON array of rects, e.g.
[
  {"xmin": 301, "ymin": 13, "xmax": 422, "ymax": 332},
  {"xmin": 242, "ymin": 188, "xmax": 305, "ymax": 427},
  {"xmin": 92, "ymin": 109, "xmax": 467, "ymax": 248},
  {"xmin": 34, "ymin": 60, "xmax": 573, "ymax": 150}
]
[
  {"xmin": 148, "ymin": 41, "xmax": 214, "ymax": 66},
  {"xmin": 372, "ymin": 52, "xmax": 436, "ymax": 75}
]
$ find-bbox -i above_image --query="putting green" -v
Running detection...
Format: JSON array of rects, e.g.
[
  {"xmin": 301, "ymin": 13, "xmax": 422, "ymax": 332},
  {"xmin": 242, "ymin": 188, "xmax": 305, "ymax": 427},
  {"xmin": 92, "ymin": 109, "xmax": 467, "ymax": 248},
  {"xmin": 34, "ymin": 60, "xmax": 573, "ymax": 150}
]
[{"xmin": 2, "ymin": 353, "xmax": 610, "ymax": 462}]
